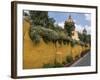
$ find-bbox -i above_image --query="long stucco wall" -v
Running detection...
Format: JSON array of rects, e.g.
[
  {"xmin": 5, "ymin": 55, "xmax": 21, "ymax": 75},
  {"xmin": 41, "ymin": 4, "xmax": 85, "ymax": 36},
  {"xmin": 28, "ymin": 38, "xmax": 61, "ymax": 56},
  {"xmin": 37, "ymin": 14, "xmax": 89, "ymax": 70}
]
[{"xmin": 23, "ymin": 19, "xmax": 88, "ymax": 69}]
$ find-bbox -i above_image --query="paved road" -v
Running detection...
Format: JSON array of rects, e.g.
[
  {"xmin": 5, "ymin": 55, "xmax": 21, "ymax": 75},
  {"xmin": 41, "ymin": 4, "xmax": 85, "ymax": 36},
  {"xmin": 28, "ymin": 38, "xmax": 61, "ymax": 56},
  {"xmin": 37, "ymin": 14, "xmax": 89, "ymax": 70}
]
[{"xmin": 71, "ymin": 52, "xmax": 91, "ymax": 67}]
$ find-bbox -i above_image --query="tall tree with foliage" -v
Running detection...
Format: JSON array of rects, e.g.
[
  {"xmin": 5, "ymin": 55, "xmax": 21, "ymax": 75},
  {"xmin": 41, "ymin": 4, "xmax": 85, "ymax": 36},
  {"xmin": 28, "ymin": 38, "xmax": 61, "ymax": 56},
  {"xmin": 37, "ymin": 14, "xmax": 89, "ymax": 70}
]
[
  {"xmin": 47, "ymin": 17, "xmax": 55, "ymax": 29},
  {"xmin": 29, "ymin": 11, "xmax": 55, "ymax": 28},
  {"xmin": 64, "ymin": 16, "xmax": 75, "ymax": 37},
  {"xmin": 82, "ymin": 28, "xmax": 88, "ymax": 43},
  {"xmin": 29, "ymin": 11, "xmax": 48, "ymax": 27}
]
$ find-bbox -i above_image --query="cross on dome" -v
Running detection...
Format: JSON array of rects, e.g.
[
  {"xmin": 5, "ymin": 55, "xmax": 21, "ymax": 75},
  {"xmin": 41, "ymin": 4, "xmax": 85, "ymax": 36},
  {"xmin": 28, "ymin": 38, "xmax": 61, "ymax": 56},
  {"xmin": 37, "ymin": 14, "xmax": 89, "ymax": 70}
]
[{"xmin": 66, "ymin": 15, "xmax": 74, "ymax": 23}]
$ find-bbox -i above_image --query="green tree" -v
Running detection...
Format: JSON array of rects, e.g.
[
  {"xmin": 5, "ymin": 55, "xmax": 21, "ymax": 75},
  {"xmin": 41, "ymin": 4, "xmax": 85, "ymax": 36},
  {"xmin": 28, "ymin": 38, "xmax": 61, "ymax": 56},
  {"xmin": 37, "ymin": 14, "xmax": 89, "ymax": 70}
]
[
  {"xmin": 29, "ymin": 11, "xmax": 48, "ymax": 27},
  {"xmin": 47, "ymin": 18, "xmax": 55, "ymax": 29},
  {"xmin": 86, "ymin": 34, "xmax": 91, "ymax": 44},
  {"xmin": 78, "ymin": 32, "xmax": 84, "ymax": 42},
  {"xmin": 29, "ymin": 11, "xmax": 55, "ymax": 28},
  {"xmin": 78, "ymin": 32, "xmax": 91, "ymax": 45},
  {"xmin": 64, "ymin": 21, "xmax": 75, "ymax": 37}
]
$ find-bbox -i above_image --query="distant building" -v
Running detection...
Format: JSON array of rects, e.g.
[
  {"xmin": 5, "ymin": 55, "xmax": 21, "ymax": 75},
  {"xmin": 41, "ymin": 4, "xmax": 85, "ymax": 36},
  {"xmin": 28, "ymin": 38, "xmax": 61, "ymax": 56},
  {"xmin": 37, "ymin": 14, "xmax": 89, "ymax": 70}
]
[
  {"xmin": 65, "ymin": 15, "xmax": 80, "ymax": 41},
  {"xmin": 83, "ymin": 28, "xmax": 87, "ymax": 35}
]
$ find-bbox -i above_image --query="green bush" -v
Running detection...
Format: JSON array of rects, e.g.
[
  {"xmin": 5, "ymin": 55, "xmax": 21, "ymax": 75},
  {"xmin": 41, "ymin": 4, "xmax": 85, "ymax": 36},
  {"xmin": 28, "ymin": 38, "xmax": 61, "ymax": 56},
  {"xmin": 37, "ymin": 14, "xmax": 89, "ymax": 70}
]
[
  {"xmin": 42, "ymin": 28, "xmax": 59, "ymax": 43},
  {"xmin": 65, "ymin": 37, "xmax": 71, "ymax": 44},
  {"xmin": 84, "ymin": 44, "xmax": 88, "ymax": 47},
  {"xmin": 63, "ymin": 40, "xmax": 67, "ymax": 45},
  {"xmin": 66, "ymin": 55, "xmax": 73, "ymax": 63},
  {"xmin": 43, "ymin": 63, "xmax": 54, "ymax": 68},
  {"xmin": 62, "ymin": 61, "xmax": 67, "ymax": 65},
  {"xmin": 54, "ymin": 62, "xmax": 64, "ymax": 67},
  {"xmin": 57, "ymin": 31, "xmax": 67, "ymax": 45},
  {"xmin": 29, "ymin": 30, "xmax": 41, "ymax": 44},
  {"xmin": 79, "ymin": 41, "xmax": 85, "ymax": 47},
  {"xmin": 70, "ymin": 39, "xmax": 78, "ymax": 47},
  {"xmin": 29, "ymin": 26, "xmax": 59, "ymax": 44},
  {"xmin": 29, "ymin": 26, "xmax": 75, "ymax": 46}
]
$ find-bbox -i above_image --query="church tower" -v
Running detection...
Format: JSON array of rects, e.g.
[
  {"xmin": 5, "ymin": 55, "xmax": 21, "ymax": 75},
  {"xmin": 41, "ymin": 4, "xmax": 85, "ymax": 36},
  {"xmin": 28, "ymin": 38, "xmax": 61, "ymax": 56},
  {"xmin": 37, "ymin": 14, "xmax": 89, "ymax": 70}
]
[
  {"xmin": 64, "ymin": 15, "xmax": 79, "ymax": 41},
  {"xmin": 83, "ymin": 28, "xmax": 87, "ymax": 35},
  {"xmin": 65, "ymin": 15, "xmax": 75, "ymax": 31},
  {"xmin": 66, "ymin": 15, "xmax": 74, "ymax": 23}
]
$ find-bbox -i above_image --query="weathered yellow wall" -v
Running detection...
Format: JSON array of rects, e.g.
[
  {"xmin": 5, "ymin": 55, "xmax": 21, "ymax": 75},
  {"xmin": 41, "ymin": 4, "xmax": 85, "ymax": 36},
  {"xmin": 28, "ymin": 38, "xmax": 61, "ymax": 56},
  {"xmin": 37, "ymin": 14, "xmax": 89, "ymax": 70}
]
[{"xmin": 23, "ymin": 19, "xmax": 89, "ymax": 69}]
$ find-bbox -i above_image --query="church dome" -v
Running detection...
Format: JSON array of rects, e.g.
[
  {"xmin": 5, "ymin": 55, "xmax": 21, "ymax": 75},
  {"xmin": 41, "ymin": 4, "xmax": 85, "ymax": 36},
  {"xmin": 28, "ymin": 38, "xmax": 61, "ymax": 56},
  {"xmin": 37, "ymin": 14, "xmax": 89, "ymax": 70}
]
[
  {"xmin": 66, "ymin": 15, "xmax": 74, "ymax": 23},
  {"xmin": 83, "ymin": 28, "xmax": 87, "ymax": 34}
]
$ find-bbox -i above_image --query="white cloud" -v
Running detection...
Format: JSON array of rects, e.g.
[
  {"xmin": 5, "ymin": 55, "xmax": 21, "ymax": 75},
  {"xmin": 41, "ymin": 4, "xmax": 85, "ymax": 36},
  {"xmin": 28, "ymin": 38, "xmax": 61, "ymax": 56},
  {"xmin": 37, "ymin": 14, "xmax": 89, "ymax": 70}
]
[
  {"xmin": 84, "ymin": 14, "xmax": 91, "ymax": 21},
  {"xmin": 24, "ymin": 10, "xmax": 29, "ymax": 15},
  {"xmin": 57, "ymin": 22, "xmax": 64, "ymax": 28},
  {"xmin": 73, "ymin": 19, "xmax": 77, "ymax": 23},
  {"xmin": 75, "ymin": 24, "xmax": 91, "ymax": 34},
  {"xmin": 75, "ymin": 24, "xmax": 84, "ymax": 33}
]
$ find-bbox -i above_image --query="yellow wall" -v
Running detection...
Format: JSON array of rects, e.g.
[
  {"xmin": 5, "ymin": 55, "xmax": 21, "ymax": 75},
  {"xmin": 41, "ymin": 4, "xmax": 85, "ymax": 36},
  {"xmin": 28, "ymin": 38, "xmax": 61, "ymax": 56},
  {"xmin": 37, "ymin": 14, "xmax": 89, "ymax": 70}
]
[{"xmin": 23, "ymin": 19, "xmax": 89, "ymax": 69}]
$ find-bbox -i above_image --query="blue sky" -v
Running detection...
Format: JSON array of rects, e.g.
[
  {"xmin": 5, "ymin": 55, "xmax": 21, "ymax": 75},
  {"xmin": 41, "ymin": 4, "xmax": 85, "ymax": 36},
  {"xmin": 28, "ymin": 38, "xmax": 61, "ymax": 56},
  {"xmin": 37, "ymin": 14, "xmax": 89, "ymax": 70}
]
[{"xmin": 48, "ymin": 11, "xmax": 91, "ymax": 34}]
